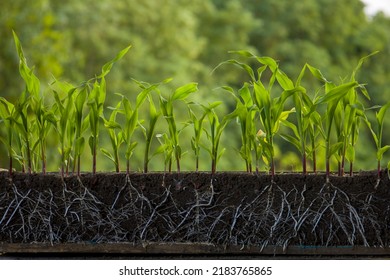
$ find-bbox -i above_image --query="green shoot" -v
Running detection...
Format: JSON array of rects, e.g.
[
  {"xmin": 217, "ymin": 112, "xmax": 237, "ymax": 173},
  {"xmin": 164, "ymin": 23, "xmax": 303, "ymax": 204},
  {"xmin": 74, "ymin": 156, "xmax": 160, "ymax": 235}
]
[
  {"xmin": 364, "ymin": 101, "xmax": 390, "ymax": 182},
  {"xmin": 155, "ymin": 133, "xmax": 174, "ymax": 173},
  {"xmin": 86, "ymin": 45, "xmax": 131, "ymax": 175},
  {"xmin": 159, "ymin": 83, "xmax": 198, "ymax": 173},
  {"xmin": 51, "ymin": 80, "xmax": 77, "ymax": 177},
  {"xmin": 202, "ymin": 104, "xmax": 229, "ymax": 175},
  {"xmin": 222, "ymin": 84, "xmax": 256, "ymax": 172},
  {"xmin": 0, "ymin": 97, "xmax": 17, "ymax": 176},
  {"xmin": 73, "ymin": 86, "xmax": 87, "ymax": 176},
  {"xmin": 101, "ymin": 100, "xmax": 123, "ymax": 173},
  {"xmin": 142, "ymin": 94, "xmax": 161, "ymax": 173},
  {"xmin": 187, "ymin": 101, "xmax": 222, "ymax": 172}
]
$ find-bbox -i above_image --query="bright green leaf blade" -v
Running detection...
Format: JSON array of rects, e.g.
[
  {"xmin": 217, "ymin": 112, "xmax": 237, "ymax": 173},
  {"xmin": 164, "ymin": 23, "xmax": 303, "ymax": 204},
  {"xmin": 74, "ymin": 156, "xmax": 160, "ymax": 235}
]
[
  {"xmin": 172, "ymin": 82, "xmax": 198, "ymax": 101},
  {"xmin": 316, "ymin": 82, "xmax": 358, "ymax": 105},
  {"xmin": 100, "ymin": 45, "xmax": 131, "ymax": 78},
  {"xmin": 377, "ymin": 145, "xmax": 390, "ymax": 161}
]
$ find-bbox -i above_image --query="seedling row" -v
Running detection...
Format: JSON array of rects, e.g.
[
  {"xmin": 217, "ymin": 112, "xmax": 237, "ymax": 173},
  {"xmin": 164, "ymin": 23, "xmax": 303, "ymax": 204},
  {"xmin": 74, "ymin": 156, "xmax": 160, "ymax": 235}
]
[{"xmin": 1, "ymin": 33, "xmax": 389, "ymax": 182}]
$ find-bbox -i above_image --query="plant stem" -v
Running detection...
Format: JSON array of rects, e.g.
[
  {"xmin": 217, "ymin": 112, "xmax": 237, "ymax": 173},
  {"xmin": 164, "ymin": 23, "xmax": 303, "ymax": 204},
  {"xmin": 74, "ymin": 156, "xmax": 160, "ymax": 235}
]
[
  {"xmin": 77, "ymin": 156, "xmax": 81, "ymax": 176},
  {"xmin": 9, "ymin": 154, "xmax": 12, "ymax": 177},
  {"xmin": 92, "ymin": 144, "xmax": 97, "ymax": 175},
  {"xmin": 26, "ymin": 140, "xmax": 32, "ymax": 174},
  {"xmin": 143, "ymin": 139, "xmax": 150, "ymax": 173},
  {"xmin": 312, "ymin": 142, "xmax": 317, "ymax": 174},
  {"xmin": 325, "ymin": 141, "xmax": 330, "ymax": 181},
  {"xmin": 377, "ymin": 160, "xmax": 381, "ymax": 180},
  {"xmin": 41, "ymin": 141, "xmax": 46, "ymax": 175},
  {"xmin": 349, "ymin": 162, "xmax": 353, "ymax": 177},
  {"xmin": 114, "ymin": 149, "xmax": 120, "ymax": 173},
  {"xmin": 176, "ymin": 154, "xmax": 180, "ymax": 173},
  {"xmin": 211, "ymin": 159, "xmax": 216, "ymax": 176}
]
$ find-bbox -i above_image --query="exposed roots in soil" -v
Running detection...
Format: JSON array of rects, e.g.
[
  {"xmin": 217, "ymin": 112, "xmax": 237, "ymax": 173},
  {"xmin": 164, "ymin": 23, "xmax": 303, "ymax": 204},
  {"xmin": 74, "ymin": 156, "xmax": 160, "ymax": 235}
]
[{"xmin": 0, "ymin": 176, "xmax": 387, "ymax": 248}]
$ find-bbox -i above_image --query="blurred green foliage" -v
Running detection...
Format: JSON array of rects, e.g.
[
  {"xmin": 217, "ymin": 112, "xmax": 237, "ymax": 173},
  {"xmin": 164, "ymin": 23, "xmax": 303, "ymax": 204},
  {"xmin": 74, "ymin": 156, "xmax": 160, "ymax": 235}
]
[{"xmin": 1, "ymin": 0, "xmax": 389, "ymax": 172}]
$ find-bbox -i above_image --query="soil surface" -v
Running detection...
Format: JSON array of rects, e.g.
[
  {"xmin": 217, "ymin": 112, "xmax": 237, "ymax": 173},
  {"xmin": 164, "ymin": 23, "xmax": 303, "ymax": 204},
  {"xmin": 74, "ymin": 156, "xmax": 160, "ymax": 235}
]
[{"xmin": 0, "ymin": 170, "xmax": 389, "ymax": 250}]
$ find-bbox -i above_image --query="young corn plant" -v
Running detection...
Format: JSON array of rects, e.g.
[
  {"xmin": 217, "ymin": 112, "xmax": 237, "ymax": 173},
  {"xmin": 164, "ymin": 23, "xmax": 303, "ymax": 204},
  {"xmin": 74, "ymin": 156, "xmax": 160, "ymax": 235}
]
[
  {"xmin": 51, "ymin": 79, "xmax": 77, "ymax": 177},
  {"xmin": 187, "ymin": 101, "xmax": 222, "ymax": 172},
  {"xmin": 0, "ymin": 97, "xmax": 17, "ymax": 175},
  {"xmin": 202, "ymin": 104, "xmax": 229, "ymax": 175},
  {"xmin": 216, "ymin": 51, "xmax": 301, "ymax": 177},
  {"xmin": 279, "ymin": 63, "xmax": 327, "ymax": 174},
  {"xmin": 159, "ymin": 83, "xmax": 198, "ymax": 173},
  {"xmin": 101, "ymin": 100, "xmax": 123, "ymax": 173},
  {"xmin": 86, "ymin": 45, "xmax": 131, "ymax": 175},
  {"xmin": 72, "ymin": 86, "xmax": 88, "ymax": 176},
  {"xmin": 142, "ymin": 94, "xmax": 161, "ymax": 173},
  {"xmin": 222, "ymin": 84, "xmax": 256, "ymax": 172},
  {"xmin": 314, "ymin": 81, "xmax": 361, "ymax": 181},
  {"xmin": 13, "ymin": 31, "xmax": 58, "ymax": 174},
  {"xmin": 334, "ymin": 53, "xmax": 377, "ymax": 176},
  {"xmin": 364, "ymin": 101, "xmax": 390, "ymax": 184},
  {"xmin": 155, "ymin": 133, "xmax": 174, "ymax": 173}
]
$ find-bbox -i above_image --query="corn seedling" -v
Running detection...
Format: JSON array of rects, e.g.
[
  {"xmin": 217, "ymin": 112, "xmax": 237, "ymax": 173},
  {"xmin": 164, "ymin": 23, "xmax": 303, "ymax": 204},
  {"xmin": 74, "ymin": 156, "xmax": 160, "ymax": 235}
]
[
  {"xmin": 72, "ymin": 86, "xmax": 88, "ymax": 176},
  {"xmin": 159, "ymin": 82, "xmax": 198, "ymax": 173},
  {"xmin": 85, "ymin": 45, "xmax": 131, "ymax": 175},
  {"xmin": 202, "ymin": 104, "xmax": 229, "ymax": 175},
  {"xmin": 142, "ymin": 94, "xmax": 161, "ymax": 173},
  {"xmin": 364, "ymin": 101, "xmax": 390, "ymax": 183},
  {"xmin": 222, "ymin": 84, "xmax": 257, "ymax": 172},
  {"xmin": 279, "ymin": 64, "xmax": 326, "ymax": 174},
  {"xmin": 101, "ymin": 100, "xmax": 123, "ymax": 173},
  {"xmin": 336, "ymin": 52, "xmax": 377, "ymax": 176},
  {"xmin": 51, "ymin": 80, "xmax": 77, "ymax": 177},
  {"xmin": 314, "ymin": 81, "xmax": 361, "ymax": 180},
  {"xmin": 187, "ymin": 101, "xmax": 222, "ymax": 172},
  {"xmin": 13, "ymin": 31, "xmax": 58, "ymax": 174},
  {"xmin": 155, "ymin": 133, "xmax": 174, "ymax": 173},
  {"xmin": 0, "ymin": 97, "xmax": 17, "ymax": 175},
  {"xmin": 217, "ymin": 51, "xmax": 301, "ymax": 177}
]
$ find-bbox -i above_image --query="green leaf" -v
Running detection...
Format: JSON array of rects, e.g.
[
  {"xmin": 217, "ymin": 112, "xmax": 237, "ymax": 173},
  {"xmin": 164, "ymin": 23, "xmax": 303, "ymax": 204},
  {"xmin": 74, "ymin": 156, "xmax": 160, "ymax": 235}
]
[
  {"xmin": 100, "ymin": 148, "xmax": 115, "ymax": 163},
  {"xmin": 100, "ymin": 45, "xmax": 131, "ymax": 78},
  {"xmin": 220, "ymin": 59, "xmax": 256, "ymax": 81},
  {"xmin": 75, "ymin": 137, "xmax": 85, "ymax": 156},
  {"xmin": 104, "ymin": 120, "xmax": 121, "ymax": 130},
  {"xmin": 316, "ymin": 82, "xmax": 358, "ymax": 105},
  {"xmin": 280, "ymin": 133, "xmax": 302, "ymax": 153},
  {"xmin": 346, "ymin": 145, "xmax": 355, "ymax": 163},
  {"xmin": 377, "ymin": 145, "xmax": 390, "ymax": 161},
  {"xmin": 228, "ymin": 50, "xmax": 256, "ymax": 57},
  {"xmin": 329, "ymin": 142, "xmax": 343, "ymax": 157},
  {"xmin": 171, "ymin": 82, "xmax": 198, "ymax": 101},
  {"xmin": 376, "ymin": 101, "xmax": 390, "ymax": 128},
  {"xmin": 125, "ymin": 142, "xmax": 138, "ymax": 159}
]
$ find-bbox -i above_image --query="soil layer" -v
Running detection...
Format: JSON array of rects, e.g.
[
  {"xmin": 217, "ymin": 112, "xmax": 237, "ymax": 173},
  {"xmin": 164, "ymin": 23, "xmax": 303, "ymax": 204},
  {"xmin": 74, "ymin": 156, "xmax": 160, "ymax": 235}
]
[{"xmin": 0, "ymin": 170, "xmax": 389, "ymax": 251}]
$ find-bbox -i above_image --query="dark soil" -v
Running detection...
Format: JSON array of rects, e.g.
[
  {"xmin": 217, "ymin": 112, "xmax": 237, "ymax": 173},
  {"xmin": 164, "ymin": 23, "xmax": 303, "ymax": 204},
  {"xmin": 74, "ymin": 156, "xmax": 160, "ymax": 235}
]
[{"xmin": 0, "ymin": 170, "xmax": 389, "ymax": 250}]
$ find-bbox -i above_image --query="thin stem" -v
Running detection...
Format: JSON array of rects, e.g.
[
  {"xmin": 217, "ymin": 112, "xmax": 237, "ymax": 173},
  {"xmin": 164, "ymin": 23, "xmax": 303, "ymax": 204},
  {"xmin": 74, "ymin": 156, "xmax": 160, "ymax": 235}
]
[
  {"xmin": 114, "ymin": 148, "xmax": 120, "ymax": 173},
  {"xmin": 77, "ymin": 155, "xmax": 81, "ymax": 176},
  {"xmin": 176, "ymin": 154, "xmax": 180, "ymax": 173},
  {"xmin": 312, "ymin": 142, "xmax": 317, "ymax": 174},
  {"xmin": 9, "ymin": 153, "xmax": 12, "ymax": 177},
  {"xmin": 92, "ymin": 143, "xmax": 97, "ymax": 175},
  {"xmin": 41, "ymin": 141, "xmax": 46, "ymax": 175},
  {"xmin": 349, "ymin": 161, "xmax": 353, "ymax": 177},
  {"xmin": 26, "ymin": 140, "xmax": 32, "ymax": 174}
]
